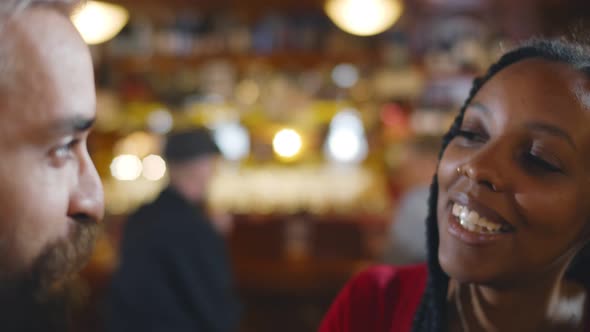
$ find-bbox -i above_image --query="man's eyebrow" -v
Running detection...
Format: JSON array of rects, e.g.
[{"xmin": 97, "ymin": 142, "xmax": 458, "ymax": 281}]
[{"xmin": 51, "ymin": 116, "xmax": 95, "ymax": 135}]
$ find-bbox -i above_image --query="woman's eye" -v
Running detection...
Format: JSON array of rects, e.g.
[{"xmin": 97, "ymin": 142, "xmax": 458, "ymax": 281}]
[
  {"xmin": 524, "ymin": 153, "xmax": 562, "ymax": 173},
  {"xmin": 455, "ymin": 129, "xmax": 487, "ymax": 143},
  {"xmin": 523, "ymin": 143, "xmax": 564, "ymax": 174}
]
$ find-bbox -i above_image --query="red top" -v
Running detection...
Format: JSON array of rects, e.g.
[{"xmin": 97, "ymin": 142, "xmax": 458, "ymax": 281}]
[
  {"xmin": 319, "ymin": 264, "xmax": 427, "ymax": 332},
  {"xmin": 319, "ymin": 264, "xmax": 590, "ymax": 332}
]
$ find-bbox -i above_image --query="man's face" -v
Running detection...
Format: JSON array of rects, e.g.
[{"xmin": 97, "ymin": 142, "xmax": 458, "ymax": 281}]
[
  {"xmin": 182, "ymin": 155, "xmax": 217, "ymax": 203},
  {"xmin": 0, "ymin": 7, "xmax": 103, "ymax": 292}
]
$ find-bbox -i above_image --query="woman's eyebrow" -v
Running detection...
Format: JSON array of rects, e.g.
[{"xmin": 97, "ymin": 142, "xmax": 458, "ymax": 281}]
[{"xmin": 525, "ymin": 121, "xmax": 577, "ymax": 151}]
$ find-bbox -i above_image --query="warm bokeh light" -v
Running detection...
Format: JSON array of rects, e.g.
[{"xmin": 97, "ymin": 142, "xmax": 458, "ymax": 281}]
[
  {"xmin": 142, "ymin": 155, "xmax": 167, "ymax": 181},
  {"xmin": 332, "ymin": 63, "xmax": 359, "ymax": 88},
  {"xmin": 327, "ymin": 130, "xmax": 361, "ymax": 162},
  {"xmin": 110, "ymin": 154, "xmax": 143, "ymax": 181},
  {"xmin": 273, "ymin": 129, "xmax": 303, "ymax": 160},
  {"xmin": 213, "ymin": 122, "xmax": 251, "ymax": 161},
  {"xmin": 235, "ymin": 79, "xmax": 261, "ymax": 105},
  {"xmin": 113, "ymin": 132, "xmax": 160, "ymax": 157},
  {"xmin": 147, "ymin": 109, "xmax": 174, "ymax": 134},
  {"xmin": 71, "ymin": 1, "xmax": 129, "ymax": 45},
  {"xmin": 324, "ymin": 0, "xmax": 403, "ymax": 36},
  {"xmin": 325, "ymin": 109, "xmax": 368, "ymax": 164}
]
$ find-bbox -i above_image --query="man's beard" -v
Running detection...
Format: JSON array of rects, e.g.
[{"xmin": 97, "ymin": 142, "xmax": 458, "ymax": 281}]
[{"xmin": 0, "ymin": 220, "xmax": 99, "ymax": 332}]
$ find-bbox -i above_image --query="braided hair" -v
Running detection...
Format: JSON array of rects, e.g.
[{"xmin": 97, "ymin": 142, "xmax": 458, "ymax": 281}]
[
  {"xmin": 411, "ymin": 38, "xmax": 590, "ymax": 332},
  {"xmin": 0, "ymin": 0, "xmax": 83, "ymax": 16}
]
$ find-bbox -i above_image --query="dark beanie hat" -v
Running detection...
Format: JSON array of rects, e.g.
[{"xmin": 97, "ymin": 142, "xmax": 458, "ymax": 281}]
[{"xmin": 163, "ymin": 128, "xmax": 220, "ymax": 163}]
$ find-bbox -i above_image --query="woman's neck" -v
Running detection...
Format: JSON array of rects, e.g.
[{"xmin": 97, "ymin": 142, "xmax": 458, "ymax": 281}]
[{"xmin": 448, "ymin": 277, "xmax": 587, "ymax": 332}]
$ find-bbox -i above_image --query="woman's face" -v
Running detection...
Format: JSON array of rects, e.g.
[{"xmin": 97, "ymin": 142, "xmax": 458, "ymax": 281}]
[{"xmin": 437, "ymin": 59, "xmax": 590, "ymax": 287}]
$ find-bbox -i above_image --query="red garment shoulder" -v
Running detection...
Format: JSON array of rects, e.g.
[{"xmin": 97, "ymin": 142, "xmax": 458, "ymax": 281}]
[{"xmin": 319, "ymin": 264, "xmax": 427, "ymax": 332}]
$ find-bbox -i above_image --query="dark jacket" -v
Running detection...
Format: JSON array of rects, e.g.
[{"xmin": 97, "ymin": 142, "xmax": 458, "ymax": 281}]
[{"xmin": 107, "ymin": 187, "xmax": 240, "ymax": 332}]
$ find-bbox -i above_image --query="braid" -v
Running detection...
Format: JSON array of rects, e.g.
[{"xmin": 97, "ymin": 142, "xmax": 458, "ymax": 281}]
[
  {"xmin": 411, "ymin": 38, "xmax": 590, "ymax": 332},
  {"xmin": 0, "ymin": 0, "xmax": 83, "ymax": 16}
]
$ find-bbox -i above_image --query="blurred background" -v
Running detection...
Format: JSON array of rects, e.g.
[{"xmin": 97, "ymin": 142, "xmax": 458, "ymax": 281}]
[{"xmin": 69, "ymin": 0, "xmax": 590, "ymax": 331}]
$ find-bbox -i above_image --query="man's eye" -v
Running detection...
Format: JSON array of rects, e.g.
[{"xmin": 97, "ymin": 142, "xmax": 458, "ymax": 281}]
[{"xmin": 50, "ymin": 139, "xmax": 80, "ymax": 163}]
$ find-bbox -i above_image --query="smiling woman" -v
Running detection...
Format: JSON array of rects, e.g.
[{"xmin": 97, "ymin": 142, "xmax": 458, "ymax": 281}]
[{"xmin": 319, "ymin": 39, "xmax": 590, "ymax": 332}]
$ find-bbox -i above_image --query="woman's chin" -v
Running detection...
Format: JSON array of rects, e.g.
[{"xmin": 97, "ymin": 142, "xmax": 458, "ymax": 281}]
[{"xmin": 438, "ymin": 252, "xmax": 502, "ymax": 285}]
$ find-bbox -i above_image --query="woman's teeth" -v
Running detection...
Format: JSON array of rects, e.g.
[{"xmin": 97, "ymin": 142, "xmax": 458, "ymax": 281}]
[{"xmin": 452, "ymin": 203, "xmax": 507, "ymax": 234}]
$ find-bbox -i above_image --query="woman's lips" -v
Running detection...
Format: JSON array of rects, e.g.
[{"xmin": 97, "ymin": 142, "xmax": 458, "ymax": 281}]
[
  {"xmin": 452, "ymin": 202, "xmax": 513, "ymax": 234},
  {"xmin": 446, "ymin": 207, "xmax": 514, "ymax": 246}
]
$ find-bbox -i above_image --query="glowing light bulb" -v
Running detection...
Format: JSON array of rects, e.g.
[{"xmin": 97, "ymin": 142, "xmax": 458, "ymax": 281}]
[
  {"xmin": 71, "ymin": 1, "xmax": 129, "ymax": 45},
  {"xmin": 111, "ymin": 154, "xmax": 142, "ymax": 181},
  {"xmin": 213, "ymin": 122, "xmax": 251, "ymax": 161},
  {"xmin": 273, "ymin": 129, "xmax": 303, "ymax": 160},
  {"xmin": 324, "ymin": 109, "xmax": 368, "ymax": 164},
  {"xmin": 142, "ymin": 155, "xmax": 167, "ymax": 181},
  {"xmin": 325, "ymin": 0, "xmax": 403, "ymax": 36}
]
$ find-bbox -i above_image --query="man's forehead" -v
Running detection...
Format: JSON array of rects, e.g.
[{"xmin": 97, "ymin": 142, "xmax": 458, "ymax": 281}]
[
  {"xmin": 2, "ymin": 6, "xmax": 86, "ymax": 64},
  {"xmin": 0, "ymin": 6, "xmax": 95, "ymax": 142},
  {"xmin": 0, "ymin": 7, "xmax": 80, "ymax": 96}
]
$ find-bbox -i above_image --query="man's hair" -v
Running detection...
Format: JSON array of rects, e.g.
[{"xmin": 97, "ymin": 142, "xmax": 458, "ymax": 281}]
[{"xmin": 412, "ymin": 38, "xmax": 590, "ymax": 332}]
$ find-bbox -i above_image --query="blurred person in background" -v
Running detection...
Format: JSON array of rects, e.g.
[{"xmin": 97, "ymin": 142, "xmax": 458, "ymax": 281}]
[
  {"xmin": 107, "ymin": 128, "xmax": 241, "ymax": 332},
  {"xmin": 320, "ymin": 39, "xmax": 590, "ymax": 332},
  {"xmin": 0, "ymin": 0, "xmax": 105, "ymax": 331},
  {"xmin": 383, "ymin": 136, "xmax": 440, "ymax": 265}
]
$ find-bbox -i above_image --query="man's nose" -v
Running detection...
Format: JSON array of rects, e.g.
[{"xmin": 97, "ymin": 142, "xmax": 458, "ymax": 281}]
[{"xmin": 68, "ymin": 152, "xmax": 105, "ymax": 223}]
